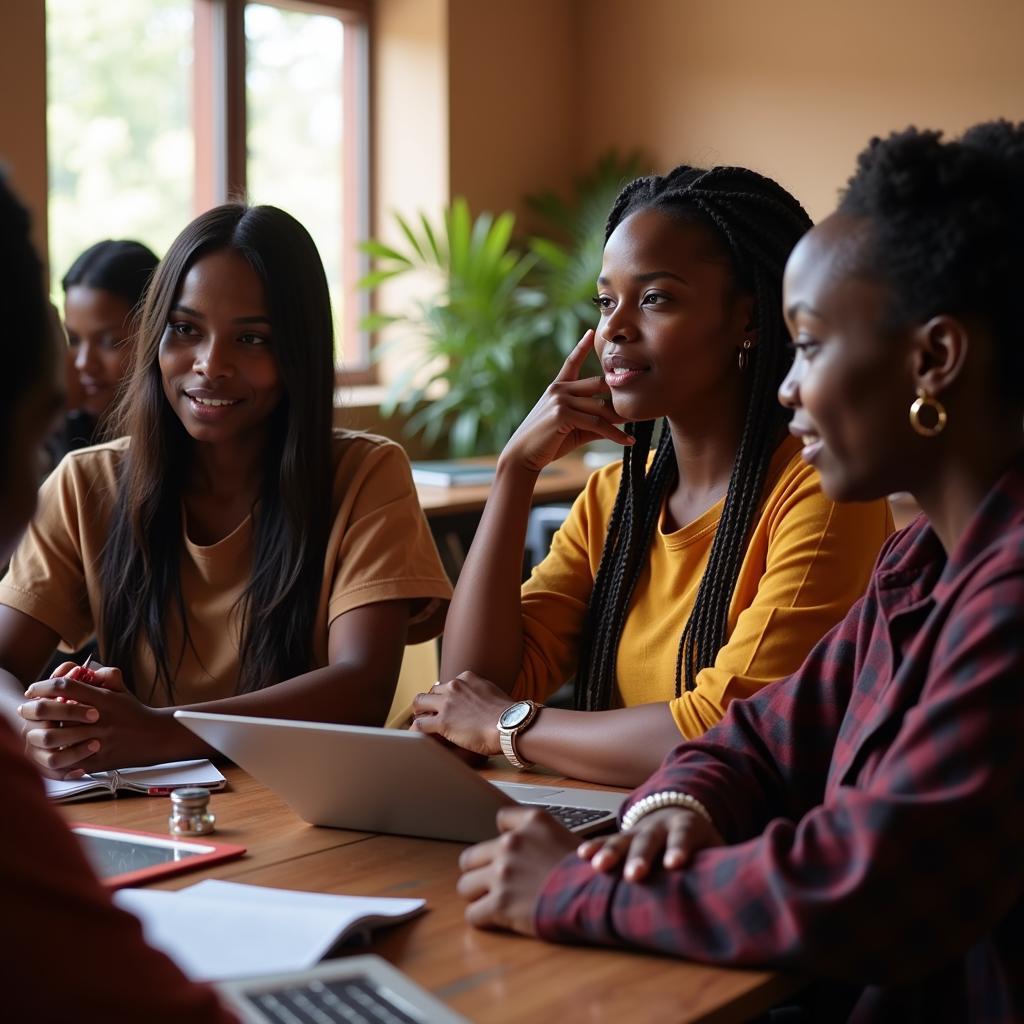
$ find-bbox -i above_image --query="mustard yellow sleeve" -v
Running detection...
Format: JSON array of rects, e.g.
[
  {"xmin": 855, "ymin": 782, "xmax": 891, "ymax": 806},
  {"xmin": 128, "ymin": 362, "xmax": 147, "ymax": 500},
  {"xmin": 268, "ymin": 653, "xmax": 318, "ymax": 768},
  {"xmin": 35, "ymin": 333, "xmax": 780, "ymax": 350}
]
[
  {"xmin": 669, "ymin": 473, "xmax": 894, "ymax": 739},
  {"xmin": 0, "ymin": 455, "xmax": 95, "ymax": 649},
  {"xmin": 513, "ymin": 465, "xmax": 618, "ymax": 703}
]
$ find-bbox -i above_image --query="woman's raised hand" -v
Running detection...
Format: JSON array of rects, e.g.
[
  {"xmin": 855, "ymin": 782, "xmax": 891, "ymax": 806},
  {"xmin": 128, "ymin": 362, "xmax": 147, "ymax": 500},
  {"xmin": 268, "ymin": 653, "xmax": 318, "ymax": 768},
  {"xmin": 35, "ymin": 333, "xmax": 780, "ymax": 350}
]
[{"xmin": 500, "ymin": 330, "xmax": 634, "ymax": 474}]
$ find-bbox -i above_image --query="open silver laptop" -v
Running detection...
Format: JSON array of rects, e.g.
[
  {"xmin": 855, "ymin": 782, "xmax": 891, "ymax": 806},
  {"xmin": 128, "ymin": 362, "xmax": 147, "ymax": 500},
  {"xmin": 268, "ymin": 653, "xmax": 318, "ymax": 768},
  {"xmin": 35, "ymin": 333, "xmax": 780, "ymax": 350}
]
[
  {"xmin": 175, "ymin": 710, "xmax": 624, "ymax": 842},
  {"xmin": 217, "ymin": 955, "xmax": 469, "ymax": 1023}
]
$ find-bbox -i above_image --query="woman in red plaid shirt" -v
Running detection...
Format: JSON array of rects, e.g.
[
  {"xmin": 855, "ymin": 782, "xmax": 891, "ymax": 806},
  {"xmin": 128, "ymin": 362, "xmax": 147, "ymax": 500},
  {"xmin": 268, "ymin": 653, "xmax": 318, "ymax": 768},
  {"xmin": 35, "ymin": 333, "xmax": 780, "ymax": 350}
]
[{"xmin": 456, "ymin": 120, "xmax": 1024, "ymax": 1022}]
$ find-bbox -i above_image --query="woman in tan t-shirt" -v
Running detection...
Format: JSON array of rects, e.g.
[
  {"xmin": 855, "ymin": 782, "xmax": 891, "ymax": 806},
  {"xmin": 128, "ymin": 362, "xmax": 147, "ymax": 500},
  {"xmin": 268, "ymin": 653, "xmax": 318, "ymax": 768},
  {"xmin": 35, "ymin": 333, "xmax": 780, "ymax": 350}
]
[{"xmin": 0, "ymin": 203, "xmax": 452, "ymax": 780}]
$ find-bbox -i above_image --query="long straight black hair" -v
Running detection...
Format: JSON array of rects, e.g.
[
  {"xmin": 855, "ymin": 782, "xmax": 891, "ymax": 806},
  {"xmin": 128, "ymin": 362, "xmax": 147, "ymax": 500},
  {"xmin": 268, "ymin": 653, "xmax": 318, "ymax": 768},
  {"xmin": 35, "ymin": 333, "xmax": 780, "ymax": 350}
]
[
  {"xmin": 61, "ymin": 239, "xmax": 159, "ymax": 307},
  {"xmin": 574, "ymin": 166, "xmax": 813, "ymax": 711},
  {"xmin": 99, "ymin": 204, "xmax": 335, "ymax": 700}
]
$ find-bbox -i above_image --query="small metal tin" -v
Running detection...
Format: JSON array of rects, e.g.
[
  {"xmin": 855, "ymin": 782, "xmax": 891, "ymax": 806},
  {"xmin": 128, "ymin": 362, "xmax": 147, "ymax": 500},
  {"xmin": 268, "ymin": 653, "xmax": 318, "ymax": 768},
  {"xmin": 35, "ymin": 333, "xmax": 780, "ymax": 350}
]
[{"xmin": 169, "ymin": 786, "xmax": 216, "ymax": 836}]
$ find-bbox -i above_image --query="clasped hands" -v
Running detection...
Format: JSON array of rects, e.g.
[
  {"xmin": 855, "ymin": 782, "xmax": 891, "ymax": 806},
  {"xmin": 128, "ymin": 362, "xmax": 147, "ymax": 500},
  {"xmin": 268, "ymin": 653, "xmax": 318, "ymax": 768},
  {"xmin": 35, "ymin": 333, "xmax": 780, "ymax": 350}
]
[
  {"xmin": 456, "ymin": 803, "xmax": 724, "ymax": 936},
  {"xmin": 18, "ymin": 661, "xmax": 171, "ymax": 779}
]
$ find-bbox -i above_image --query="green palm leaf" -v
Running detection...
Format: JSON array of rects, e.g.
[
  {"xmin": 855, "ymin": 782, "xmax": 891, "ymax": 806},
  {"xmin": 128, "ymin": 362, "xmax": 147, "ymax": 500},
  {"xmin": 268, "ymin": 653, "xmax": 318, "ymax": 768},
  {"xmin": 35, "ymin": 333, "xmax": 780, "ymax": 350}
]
[{"xmin": 357, "ymin": 155, "xmax": 650, "ymax": 455}]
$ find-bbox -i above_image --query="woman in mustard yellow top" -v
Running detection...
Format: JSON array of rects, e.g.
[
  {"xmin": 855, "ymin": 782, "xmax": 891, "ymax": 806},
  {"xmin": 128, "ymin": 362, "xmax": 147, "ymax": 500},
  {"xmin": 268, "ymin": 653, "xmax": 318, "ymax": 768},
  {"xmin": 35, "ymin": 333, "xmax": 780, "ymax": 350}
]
[{"xmin": 412, "ymin": 165, "xmax": 892, "ymax": 787}]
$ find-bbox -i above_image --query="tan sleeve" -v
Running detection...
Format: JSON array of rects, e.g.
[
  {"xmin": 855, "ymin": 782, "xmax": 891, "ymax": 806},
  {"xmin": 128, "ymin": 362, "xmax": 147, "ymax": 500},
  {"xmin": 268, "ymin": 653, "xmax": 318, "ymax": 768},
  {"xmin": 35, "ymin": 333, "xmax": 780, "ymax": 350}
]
[
  {"xmin": 0, "ymin": 456, "xmax": 95, "ymax": 649},
  {"xmin": 327, "ymin": 441, "xmax": 452, "ymax": 643},
  {"xmin": 513, "ymin": 466, "xmax": 614, "ymax": 702}
]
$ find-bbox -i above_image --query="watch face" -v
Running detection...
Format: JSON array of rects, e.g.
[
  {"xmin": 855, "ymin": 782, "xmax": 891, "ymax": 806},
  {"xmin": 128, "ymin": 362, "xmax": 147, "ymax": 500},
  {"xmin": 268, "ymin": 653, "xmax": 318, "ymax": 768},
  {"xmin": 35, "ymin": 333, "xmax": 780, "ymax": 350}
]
[{"xmin": 499, "ymin": 702, "xmax": 532, "ymax": 729}]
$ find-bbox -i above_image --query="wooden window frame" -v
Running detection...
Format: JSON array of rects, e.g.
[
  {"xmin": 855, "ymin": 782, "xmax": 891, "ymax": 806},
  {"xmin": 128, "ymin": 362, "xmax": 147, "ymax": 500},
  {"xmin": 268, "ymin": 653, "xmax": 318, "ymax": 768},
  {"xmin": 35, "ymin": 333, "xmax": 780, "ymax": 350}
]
[{"xmin": 193, "ymin": 0, "xmax": 373, "ymax": 384}]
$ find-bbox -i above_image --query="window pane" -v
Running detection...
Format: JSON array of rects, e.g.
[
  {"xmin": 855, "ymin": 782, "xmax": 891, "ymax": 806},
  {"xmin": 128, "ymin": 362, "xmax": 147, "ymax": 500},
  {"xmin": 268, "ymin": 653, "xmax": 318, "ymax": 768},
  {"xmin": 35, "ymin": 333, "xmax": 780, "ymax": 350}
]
[
  {"xmin": 245, "ymin": 3, "xmax": 354, "ymax": 367},
  {"xmin": 47, "ymin": 0, "xmax": 194, "ymax": 293}
]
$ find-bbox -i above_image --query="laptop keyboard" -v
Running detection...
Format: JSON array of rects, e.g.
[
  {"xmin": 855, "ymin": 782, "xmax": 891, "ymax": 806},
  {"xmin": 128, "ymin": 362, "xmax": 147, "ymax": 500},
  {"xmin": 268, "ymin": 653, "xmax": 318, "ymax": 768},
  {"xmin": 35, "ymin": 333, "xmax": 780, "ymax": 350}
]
[
  {"xmin": 532, "ymin": 803, "xmax": 611, "ymax": 831},
  {"xmin": 246, "ymin": 975, "xmax": 424, "ymax": 1023}
]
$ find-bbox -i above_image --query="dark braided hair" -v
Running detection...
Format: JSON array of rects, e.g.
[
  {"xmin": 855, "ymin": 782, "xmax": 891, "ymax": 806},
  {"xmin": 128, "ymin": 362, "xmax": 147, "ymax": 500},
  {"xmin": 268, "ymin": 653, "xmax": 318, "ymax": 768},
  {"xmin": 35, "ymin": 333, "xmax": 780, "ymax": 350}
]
[
  {"xmin": 574, "ymin": 165, "xmax": 812, "ymax": 711},
  {"xmin": 839, "ymin": 121, "xmax": 1024, "ymax": 401}
]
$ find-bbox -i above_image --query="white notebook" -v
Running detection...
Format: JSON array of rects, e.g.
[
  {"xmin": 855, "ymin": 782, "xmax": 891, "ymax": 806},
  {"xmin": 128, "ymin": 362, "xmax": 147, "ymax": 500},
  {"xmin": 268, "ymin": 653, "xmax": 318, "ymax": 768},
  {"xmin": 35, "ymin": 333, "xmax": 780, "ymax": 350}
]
[
  {"xmin": 114, "ymin": 880, "xmax": 426, "ymax": 981},
  {"xmin": 45, "ymin": 758, "xmax": 227, "ymax": 801}
]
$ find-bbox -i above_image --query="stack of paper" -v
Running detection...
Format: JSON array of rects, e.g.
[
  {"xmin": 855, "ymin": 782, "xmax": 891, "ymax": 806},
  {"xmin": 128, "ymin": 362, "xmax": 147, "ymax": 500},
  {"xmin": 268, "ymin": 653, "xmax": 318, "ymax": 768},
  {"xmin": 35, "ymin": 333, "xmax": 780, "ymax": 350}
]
[{"xmin": 114, "ymin": 880, "xmax": 426, "ymax": 981}]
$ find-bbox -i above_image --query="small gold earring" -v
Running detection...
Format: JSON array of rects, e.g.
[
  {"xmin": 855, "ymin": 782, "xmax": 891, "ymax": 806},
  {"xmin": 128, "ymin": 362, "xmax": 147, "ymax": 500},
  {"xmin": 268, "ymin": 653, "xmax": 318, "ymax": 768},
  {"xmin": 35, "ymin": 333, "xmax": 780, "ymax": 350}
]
[
  {"xmin": 909, "ymin": 387, "xmax": 947, "ymax": 437},
  {"xmin": 738, "ymin": 338, "xmax": 753, "ymax": 372}
]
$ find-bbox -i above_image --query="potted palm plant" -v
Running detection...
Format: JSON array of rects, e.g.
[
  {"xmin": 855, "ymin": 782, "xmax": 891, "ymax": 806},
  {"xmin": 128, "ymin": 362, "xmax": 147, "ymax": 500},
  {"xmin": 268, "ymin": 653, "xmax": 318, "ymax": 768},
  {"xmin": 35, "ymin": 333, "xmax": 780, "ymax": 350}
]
[{"xmin": 360, "ymin": 198, "xmax": 553, "ymax": 456}]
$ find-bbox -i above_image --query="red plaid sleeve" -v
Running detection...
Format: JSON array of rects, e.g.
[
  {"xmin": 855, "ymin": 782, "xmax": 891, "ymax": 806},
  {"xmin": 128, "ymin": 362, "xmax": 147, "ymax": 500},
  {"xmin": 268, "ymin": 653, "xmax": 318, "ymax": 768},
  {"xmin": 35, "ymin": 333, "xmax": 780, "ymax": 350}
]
[
  {"xmin": 620, "ymin": 597, "xmax": 867, "ymax": 845},
  {"xmin": 618, "ymin": 527, "xmax": 909, "ymax": 845},
  {"xmin": 536, "ymin": 563, "xmax": 1024, "ymax": 994}
]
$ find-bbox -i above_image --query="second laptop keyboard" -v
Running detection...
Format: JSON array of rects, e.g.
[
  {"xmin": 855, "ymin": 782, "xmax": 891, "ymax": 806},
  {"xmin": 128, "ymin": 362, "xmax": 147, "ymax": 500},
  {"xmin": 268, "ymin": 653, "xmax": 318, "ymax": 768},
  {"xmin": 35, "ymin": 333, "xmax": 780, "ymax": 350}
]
[{"xmin": 532, "ymin": 804, "xmax": 612, "ymax": 831}]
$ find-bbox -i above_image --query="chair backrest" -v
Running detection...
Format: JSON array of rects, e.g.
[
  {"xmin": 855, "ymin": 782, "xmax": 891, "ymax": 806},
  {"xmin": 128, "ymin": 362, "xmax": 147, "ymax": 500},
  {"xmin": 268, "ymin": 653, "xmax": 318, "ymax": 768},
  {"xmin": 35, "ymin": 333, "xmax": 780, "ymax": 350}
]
[
  {"xmin": 525, "ymin": 503, "xmax": 572, "ymax": 571},
  {"xmin": 385, "ymin": 639, "xmax": 439, "ymax": 728}
]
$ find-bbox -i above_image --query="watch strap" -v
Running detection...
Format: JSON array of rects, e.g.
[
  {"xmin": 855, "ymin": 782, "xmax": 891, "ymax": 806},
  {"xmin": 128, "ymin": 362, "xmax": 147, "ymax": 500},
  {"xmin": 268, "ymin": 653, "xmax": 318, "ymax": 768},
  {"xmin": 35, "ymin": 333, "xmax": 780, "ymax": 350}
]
[
  {"xmin": 499, "ymin": 727, "xmax": 533, "ymax": 770},
  {"xmin": 498, "ymin": 701, "xmax": 539, "ymax": 770}
]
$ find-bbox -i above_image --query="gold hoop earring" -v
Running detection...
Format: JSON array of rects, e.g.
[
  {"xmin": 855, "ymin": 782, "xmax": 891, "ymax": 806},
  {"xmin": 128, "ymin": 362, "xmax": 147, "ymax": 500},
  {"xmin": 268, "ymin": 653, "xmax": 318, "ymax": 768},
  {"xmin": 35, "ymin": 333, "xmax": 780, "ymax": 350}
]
[
  {"xmin": 909, "ymin": 387, "xmax": 947, "ymax": 437},
  {"xmin": 738, "ymin": 338, "xmax": 753, "ymax": 372}
]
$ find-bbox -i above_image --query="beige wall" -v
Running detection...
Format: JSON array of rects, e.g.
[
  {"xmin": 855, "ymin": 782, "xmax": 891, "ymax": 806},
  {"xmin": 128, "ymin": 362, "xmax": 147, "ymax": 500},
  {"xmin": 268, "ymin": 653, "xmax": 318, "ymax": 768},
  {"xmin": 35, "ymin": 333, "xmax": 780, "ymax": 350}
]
[
  {"xmin": 384, "ymin": 0, "xmax": 1024, "ymax": 228},
  {"xmin": 5, "ymin": 0, "xmax": 1022, "ymax": 302},
  {"xmin": 373, "ymin": 0, "xmax": 450, "ymax": 226},
  {"xmin": 0, "ymin": 0, "xmax": 48, "ymax": 265},
  {"xmin": 574, "ymin": 0, "xmax": 1024, "ymax": 221},
  {"xmin": 447, "ymin": 0, "xmax": 577, "ymax": 228},
  {"xmin": 367, "ymin": 0, "xmax": 450, "ymax": 393}
]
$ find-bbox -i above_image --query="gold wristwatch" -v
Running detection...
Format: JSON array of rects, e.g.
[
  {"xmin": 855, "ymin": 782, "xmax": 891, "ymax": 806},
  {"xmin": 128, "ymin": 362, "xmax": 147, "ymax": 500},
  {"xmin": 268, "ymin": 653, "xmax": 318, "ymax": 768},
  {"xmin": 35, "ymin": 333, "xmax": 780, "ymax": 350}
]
[{"xmin": 497, "ymin": 700, "xmax": 541, "ymax": 770}]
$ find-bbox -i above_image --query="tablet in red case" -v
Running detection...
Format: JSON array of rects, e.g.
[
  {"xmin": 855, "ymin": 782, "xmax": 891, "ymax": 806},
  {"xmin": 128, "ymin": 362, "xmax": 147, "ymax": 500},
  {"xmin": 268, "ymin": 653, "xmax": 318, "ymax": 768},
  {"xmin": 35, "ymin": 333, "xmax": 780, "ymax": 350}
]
[{"xmin": 70, "ymin": 822, "xmax": 246, "ymax": 888}]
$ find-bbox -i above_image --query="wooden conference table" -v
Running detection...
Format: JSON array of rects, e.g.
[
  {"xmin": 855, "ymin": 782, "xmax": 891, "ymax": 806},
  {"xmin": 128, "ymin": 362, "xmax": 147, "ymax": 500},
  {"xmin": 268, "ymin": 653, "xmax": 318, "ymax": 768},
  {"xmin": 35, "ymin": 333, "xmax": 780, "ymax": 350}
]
[{"xmin": 63, "ymin": 764, "xmax": 804, "ymax": 1024}]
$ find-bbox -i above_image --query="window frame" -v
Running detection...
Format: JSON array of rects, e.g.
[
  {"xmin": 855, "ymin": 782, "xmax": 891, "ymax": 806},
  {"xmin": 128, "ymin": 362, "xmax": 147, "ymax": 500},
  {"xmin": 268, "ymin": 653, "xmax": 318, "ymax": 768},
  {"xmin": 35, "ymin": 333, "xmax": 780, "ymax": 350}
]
[{"xmin": 194, "ymin": 0, "xmax": 373, "ymax": 383}]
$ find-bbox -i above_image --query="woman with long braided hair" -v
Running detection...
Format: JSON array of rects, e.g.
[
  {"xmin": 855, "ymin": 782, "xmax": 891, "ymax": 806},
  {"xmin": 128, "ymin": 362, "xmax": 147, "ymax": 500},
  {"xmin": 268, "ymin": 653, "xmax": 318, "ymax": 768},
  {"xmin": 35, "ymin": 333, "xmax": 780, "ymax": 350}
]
[
  {"xmin": 413, "ymin": 164, "xmax": 893, "ymax": 786},
  {"xmin": 457, "ymin": 120, "xmax": 1024, "ymax": 1023}
]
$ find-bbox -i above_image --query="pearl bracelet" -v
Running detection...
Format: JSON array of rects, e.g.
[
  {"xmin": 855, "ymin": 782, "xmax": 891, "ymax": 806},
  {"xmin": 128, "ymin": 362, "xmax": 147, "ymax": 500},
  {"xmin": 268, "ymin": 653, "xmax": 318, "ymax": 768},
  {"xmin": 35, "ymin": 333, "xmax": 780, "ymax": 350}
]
[{"xmin": 620, "ymin": 790, "xmax": 715, "ymax": 832}]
